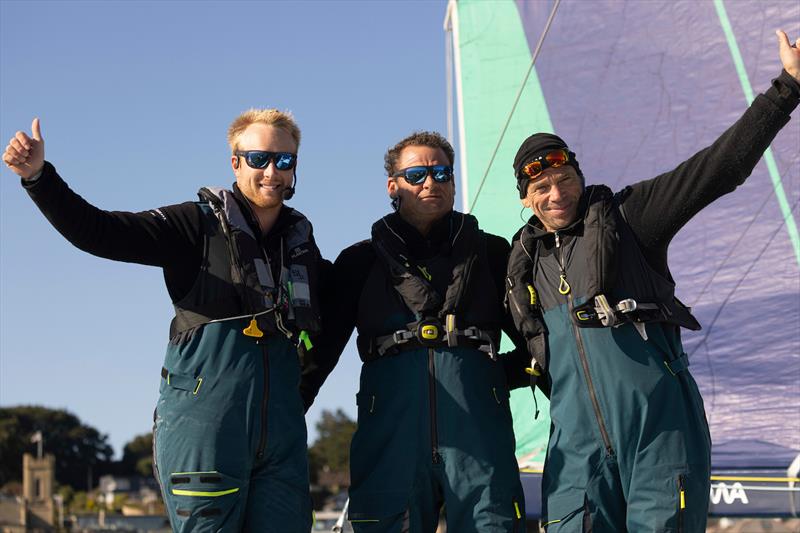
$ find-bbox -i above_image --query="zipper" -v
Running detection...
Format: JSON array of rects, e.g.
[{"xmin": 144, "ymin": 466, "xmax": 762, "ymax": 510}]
[
  {"xmin": 428, "ymin": 348, "xmax": 441, "ymax": 464},
  {"xmin": 677, "ymin": 474, "xmax": 685, "ymax": 532},
  {"xmin": 255, "ymin": 341, "xmax": 270, "ymax": 460},
  {"xmin": 556, "ymin": 231, "xmax": 614, "ymax": 456}
]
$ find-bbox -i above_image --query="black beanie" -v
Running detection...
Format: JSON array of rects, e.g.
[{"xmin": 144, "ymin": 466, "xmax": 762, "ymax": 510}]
[{"xmin": 513, "ymin": 132, "xmax": 583, "ymax": 198}]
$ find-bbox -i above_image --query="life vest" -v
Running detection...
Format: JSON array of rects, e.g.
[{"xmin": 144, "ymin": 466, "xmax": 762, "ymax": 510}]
[
  {"xmin": 507, "ymin": 185, "xmax": 700, "ymax": 379},
  {"xmin": 355, "ymin": 212, "xmax": 503, "ymax": 362},
  {"xmin": 170, "ymin": 187, "xmax": 321, "ymax": 345}
]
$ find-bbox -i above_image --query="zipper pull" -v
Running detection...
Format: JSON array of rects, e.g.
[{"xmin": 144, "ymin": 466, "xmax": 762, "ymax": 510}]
[
  {"xmin": 554, "ymin": 231, "xmax": 561, "ymax": 248},
  {"xmin": 243, "ymin": 317, "xmax": 264, "ymax": 338}
]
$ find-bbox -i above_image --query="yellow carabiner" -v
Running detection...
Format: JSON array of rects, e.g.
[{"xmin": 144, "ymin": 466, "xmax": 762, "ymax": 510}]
[{"xmin": 558, "ymin": 274, "xmax": 571, "ymax": 295}]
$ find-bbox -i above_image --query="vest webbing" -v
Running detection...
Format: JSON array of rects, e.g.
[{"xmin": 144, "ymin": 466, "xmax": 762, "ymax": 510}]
[{"xmin": 169, "ymin": 187, "xmax": 321, "ymax": 342}]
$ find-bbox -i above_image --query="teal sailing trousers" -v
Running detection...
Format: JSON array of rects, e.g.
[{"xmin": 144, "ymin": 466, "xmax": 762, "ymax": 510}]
[
  {"xmin": 348, "ymin": 346, "xmax": 525, "ymax": 533},
  {"xmin": 153, "ymin": 321, "xmax": 312, "ymax": 532}
]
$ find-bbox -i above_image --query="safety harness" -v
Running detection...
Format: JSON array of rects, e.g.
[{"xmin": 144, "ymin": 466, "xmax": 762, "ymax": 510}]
[
  {"xmin": 359, "ymin": 212, "xmax": 500, "ymax": 362},
  {"xmin": 170, "ymin": 187, "xmax": 321, "ymax": 347},
  {"xmin": 508, "ymin": 185, "xmax": 701, "ymax": 385}
]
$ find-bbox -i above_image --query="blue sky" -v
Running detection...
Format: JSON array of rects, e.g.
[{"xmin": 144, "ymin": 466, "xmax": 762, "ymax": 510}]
[{"xmin": 0, "ymin": 0, "xmax": 453, "ymax": 457}]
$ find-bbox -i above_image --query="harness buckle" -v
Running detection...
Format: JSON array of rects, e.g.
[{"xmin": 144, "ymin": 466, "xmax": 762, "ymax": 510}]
[
  {"xmin": 615, "ymin": 298, "xmax": 637, "ymax": 314},
  {"xmin": 415, "ymin": 319, "xmax": 443, "ymax": 346}
]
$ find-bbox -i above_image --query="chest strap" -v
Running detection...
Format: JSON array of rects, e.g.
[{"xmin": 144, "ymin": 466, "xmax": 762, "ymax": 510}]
[{"xmin": 367, "ymin": 315, "xmax": 497, "ymax": 362}]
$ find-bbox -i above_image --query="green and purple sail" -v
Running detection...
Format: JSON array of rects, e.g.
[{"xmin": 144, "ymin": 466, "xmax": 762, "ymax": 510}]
[{"xmin": 446, "ymin": 0, "xmax": 799, "ymax": 516}]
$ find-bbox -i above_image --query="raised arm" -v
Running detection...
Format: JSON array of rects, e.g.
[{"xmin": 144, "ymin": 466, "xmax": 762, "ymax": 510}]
[
  {"xmin": 3, "ymin": 119, "xmax": 203, "ymax": 298},
  {"xmin": 621, "ymin": 31, "xmax": 800, "ymax": 263}
]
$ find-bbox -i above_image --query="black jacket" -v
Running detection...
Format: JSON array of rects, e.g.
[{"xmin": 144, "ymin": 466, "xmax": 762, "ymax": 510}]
[
  {"xmin": 23, "ymin": 164, "xmax": 331, "ymax": 331},
  {"xmin": 300, "ymin": 211, "xmax": 534, "ymax": 411}
]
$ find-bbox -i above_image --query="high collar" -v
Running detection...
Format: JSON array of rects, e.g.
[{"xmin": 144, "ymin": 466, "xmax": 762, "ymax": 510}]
[
  {"xmin": 231, "ymin": 183, "xmax": 293, "ymax": 241},
  {"xmin": 385, "ymin": 210, "xmax": 455, "ymax": 260}
]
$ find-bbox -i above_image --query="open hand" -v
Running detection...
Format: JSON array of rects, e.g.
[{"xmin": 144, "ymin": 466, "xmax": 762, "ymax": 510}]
[
  {"xmin": 3, "ymin": 118, "xmax": 45, "ymax": 180},
  {"xmin": 776, "ymin": 30, "xmax": 800, "ymax": 82}
]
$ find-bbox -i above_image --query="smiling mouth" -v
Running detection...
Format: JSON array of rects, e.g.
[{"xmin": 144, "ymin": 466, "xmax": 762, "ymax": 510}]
[{"xmin": 259, "ymin": 183, "xmax": 282, "ymax": 192}]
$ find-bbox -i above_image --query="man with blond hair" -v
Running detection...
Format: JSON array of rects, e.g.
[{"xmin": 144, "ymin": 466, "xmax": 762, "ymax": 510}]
[{"xmin": 3, "ymin": 109, "xmax": 326, "ymax": 532}]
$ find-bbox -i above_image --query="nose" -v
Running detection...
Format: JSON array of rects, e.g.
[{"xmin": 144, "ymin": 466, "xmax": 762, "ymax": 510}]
[
  {"xmin": 549, "ymin": 182, "xmax": 565, "ymax": 201},
  {"xmin": 262, "ymin": 160, "xmax": 278, "ymax": 178}
]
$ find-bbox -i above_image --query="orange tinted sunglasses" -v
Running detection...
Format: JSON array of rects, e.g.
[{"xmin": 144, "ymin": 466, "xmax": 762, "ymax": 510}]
[{"xmin": 522, "ymin": 149, "xmax": 569, "ymax": 179}]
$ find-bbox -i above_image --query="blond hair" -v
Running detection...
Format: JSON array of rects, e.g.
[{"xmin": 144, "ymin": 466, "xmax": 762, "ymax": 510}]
[{"xmin": 227, "ymin": 108, "xmax": 301, "ymax": 152}]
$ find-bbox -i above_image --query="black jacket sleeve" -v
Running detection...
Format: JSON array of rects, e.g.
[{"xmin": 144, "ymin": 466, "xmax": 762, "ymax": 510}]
[
  {"xmin": 24, "ymin": 161, "xmax": 204, "ymax": 302},
  {"xmin": 486, "ymin": 234, "xmax": 549, "ymax": 396},
  {"xmin": 621, "ymin": 70, "xmax": 800, "ymax": 273},
  {"xmin": 299, "ymin": 241, "xmax": 371, "ymax": 411}
]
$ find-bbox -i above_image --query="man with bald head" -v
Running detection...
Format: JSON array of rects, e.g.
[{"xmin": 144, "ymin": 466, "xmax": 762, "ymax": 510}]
[{"xmin": 506, "ymin": 30, "xmax": 800, "ymax": 532}]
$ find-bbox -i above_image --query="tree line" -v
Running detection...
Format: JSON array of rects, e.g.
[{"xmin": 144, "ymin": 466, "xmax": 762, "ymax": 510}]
[{"xmin": 1, "ymin": 405, "xmax": 355, "ymax": 491}]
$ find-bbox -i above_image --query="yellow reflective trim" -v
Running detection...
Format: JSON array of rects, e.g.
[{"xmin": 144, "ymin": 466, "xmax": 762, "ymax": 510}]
[
  {"xmin": 519, "ymin": 467, "xmax": 544, "ymax": 474},
  {"xmin": 663, "ymin": 360, "xmax": 677, "ymax": 377},
  {"xmin": 417, "ymin": 265, "xmax": 432, "ymax": 281},
  {"xmin": 193, "ymin": 377, "xmax": 203, "ymax": 395},
  {"xmin": 171, "ymin": 470, "xmax": 218, "ymax": 475},
  {"xmin": 527, "ymin": 284, "xmax": 537, "ymax": 305},
  {"xmin": 575, "ymin": 310, "xmax": 591, "ymax": 321},
  {"xmin": 514, "ymin": 500, "xmax": 521, "ymax": 519},
  {"xmin": 543, "ymin": 518, "xmax": 561, "ymax": 526},
  {"xmin": 680, "ymin": 489, "xmax": 685, "ymax": 510},
  {"xmin": 710, "ymin": 475, "xmax": 800, "ymax": 482},
  {"xmin": 312, "ymin": 510, "xmax": 316, "ymax": 527},
  {"xmin": 172, "ymin": 487, "xmax": 239, "ymax": 497},
  {"xmin": 167, "ymin": 374, "xmax": 171, "ymax": 385}
]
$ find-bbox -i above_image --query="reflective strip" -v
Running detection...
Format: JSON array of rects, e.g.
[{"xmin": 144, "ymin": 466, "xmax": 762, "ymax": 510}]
[
  {"xmin": 350, "ymin": 519, "xmax": 380, "ymax": 523},
  {"xmin": 680, "ymin": 488, "xmax": 685, "ymax": 510},
  {"xmin": 514, "ymin": 500, "xmax": 522, "ymax": 519},
  {"xmin": 193, "ymin": 377, "xmax": 203, "ymax": 395},
  {"xmin": 543, "ymin": 519, "xmax": 561, "ymax": 526},
  {"xmin": 711, "ymin": 475, "xmax": 800, "ymax": 483},
  {"xmin": 172, "ymin": 487, "xmax": 239, "ymax": 497},
  {"xmin": 171, "ymin": 471, "xmax": 218, "ymax": 475}
]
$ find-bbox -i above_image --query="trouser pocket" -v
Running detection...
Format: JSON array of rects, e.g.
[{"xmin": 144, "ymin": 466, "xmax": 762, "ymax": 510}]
[
  {"xmin": 542, "ymin": 491, "xmax": 585, "ymax": 531},
  {"xmin": 164, "ymin": 470, "xmax": 243, "ymax": 532}
]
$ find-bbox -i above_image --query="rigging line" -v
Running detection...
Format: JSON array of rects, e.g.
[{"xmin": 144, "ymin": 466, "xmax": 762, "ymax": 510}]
[
  {"xmin": 467, "ymin": 0, "xmax": 561, "ymax": 213},
  {"xmin": 689, "ymin": 195, "xmax": 800, "ymax": 360},
  {"xmin": 690, "ymin": 186, "xmax": 778, "ymax": 308},
  {"xmin": 714, "ymin": 0, "xmax": 800, "ymax": 266},
  {"xmin": 444, "ymin": 1, "xmax": 455, "ymax": 144}
]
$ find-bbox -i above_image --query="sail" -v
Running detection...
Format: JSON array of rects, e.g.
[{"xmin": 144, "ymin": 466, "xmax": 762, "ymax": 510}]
[{"xmin": 447, "ymin": 0, "xmax": 800, "ymax": 516}]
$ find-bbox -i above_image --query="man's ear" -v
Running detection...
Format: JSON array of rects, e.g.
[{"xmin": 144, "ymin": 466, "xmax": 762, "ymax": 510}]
[
  {"xmin": 231, "ymin": 154, "xmax": 239, "ymax": 170},
  {"xmin": 521, "ymin": 197, "xmax": 532, "ymax": 209},
  {"xmin": 387, "ymin": 177, "xmax": 398, "ymax": 198}
]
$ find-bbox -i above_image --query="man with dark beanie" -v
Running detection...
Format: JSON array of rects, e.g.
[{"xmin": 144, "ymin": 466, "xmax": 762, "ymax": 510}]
[{"xmin": 506, "ymin": 31, "xmax": 800, "ymax": 531}]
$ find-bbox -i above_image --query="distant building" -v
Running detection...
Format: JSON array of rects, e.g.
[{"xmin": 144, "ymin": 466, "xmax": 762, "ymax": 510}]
[{"xmin": 0, "ymin": 453, "xmax": 56, "ymax": 533}]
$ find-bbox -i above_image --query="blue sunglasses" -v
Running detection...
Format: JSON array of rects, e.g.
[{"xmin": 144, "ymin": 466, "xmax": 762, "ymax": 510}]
[
  {"xmin": 392, "ymin": 165, "xmax": 454, "ymax": 185},
  {"xmin": 235, "ymin": 150, "xmax": 297, "ymax": 171}
]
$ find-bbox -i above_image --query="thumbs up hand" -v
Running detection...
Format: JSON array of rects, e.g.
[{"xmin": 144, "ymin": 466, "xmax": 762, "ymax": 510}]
[{"xmin": 3, "ymin": 118, "xmax": 45, "ymax": 180}]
